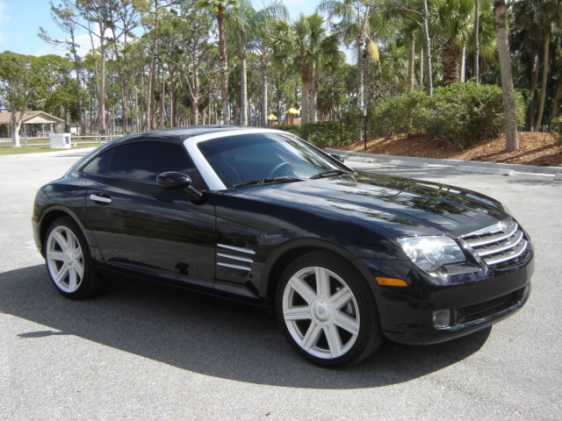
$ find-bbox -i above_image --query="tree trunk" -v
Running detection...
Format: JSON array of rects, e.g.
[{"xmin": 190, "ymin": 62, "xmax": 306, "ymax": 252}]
[
  {"xmin": 309, "ymin": 78, "xmax": 318, "ymax": 124},
  {"xmin": 217, "ymin": 5, "xmax": 230, "ymax": 124},
  {"xmin": 549, "ymin": 80, "xmax": 562, "ymax": 122},
  {"xmin": 534, "ymin": 33, "xmax": 550, "ymax": 131},
  {"xmin": 493, "ymin": 0, "xmax": 519, "ymax": 151},
  {"xmin": 441, "ymin": 40, "xmax": 462, "ymax": 86},
  {"xmin": 69, "ymin": 29, "xmax": 85, "ymax": 135},
  {"xmin": 474, "ymin": 0, "xmax": 480, "ymax": 83},
  {"xmin": 301, "ymin": 78, "xmax": 310, "ymax": 125},
  {"xmin": 240, "ymin": 50, "xmax": 248, "ymax": 126},
  {"xmin": 422, "ymin": 0, "xmax": 433, "ymax": 96},
  {"xmin": 169, "ymin": 67, "xmax": 177, "ymax": 127},
  {"xmin": 408, "ymin": 37, "xmax": 416, "ymax": 91},
  {"xmin": 524, "ymin": 51, "xmax": 540, "ymax": 131},
  {"xmin": 98, "ymin": 37, "xmax": 107, "ymax": 135},
  {"xmin": 357, "ymin": 32, "xmax": 365, "ymax": 109},
  {"xmin": 147, "ymin": 46, "xmax": 157, "ymax": 130},
  {"xmin": 419, "ymin": 47, "xmax": 424, "ymax": 87},
  {"xmin": 460, "ymin": 43, "xmax": 467, "ymax": 82},
  {"xmin": 261, "ymin": 61, "xmax": 268, "ymax": 127},
  {"xmin": 10, "ymin": 110, "xmax": 22, "ymax": 148},
  {"xmin": 159, "ymin": 71, "xmax": 166, "ymax": 129}
]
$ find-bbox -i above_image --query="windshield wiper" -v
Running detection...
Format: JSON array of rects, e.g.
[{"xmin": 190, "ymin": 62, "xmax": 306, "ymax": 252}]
[
  {"xmin": 233, "ymin": 176, "xmax": 303, "ymax": 188},
  {"xmin": 310, "ymin": 169, "xmax": 350, "ymax": 179}
]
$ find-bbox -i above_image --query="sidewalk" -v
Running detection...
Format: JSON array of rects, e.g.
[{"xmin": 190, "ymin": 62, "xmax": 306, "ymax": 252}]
[{"xmin": 326, "ymin": 148, "xmax": 562, "ymax": 181}]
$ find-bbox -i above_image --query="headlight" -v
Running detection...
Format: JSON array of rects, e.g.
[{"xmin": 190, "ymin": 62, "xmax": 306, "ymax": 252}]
[{"xmin": 398, "ymin": 236, "xmax": 466, "ymax": 273}]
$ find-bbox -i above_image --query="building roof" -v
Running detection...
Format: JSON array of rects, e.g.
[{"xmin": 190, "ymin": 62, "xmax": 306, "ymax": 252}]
[{"xmin": 0, "ymin": 111, "xmax": 64, "ymax": 125}]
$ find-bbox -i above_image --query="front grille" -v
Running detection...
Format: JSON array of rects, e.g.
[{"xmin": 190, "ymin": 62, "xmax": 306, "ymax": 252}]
[
  {"xmin": 461, "ymin": 219, "xmax": 528, "ymax": 267},
  {"xmin": 455, "ymin": 287, "xmax": 526, "ymax": 324}
]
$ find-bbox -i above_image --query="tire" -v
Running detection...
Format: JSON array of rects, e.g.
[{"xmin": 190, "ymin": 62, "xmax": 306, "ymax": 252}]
[
  {"xmin": 276, "ymin": 251, "xmax": 382, "ymax": 367},
  {"xmin": 44, "ymin": 217, "xmax": 104, "ymax": 299}
]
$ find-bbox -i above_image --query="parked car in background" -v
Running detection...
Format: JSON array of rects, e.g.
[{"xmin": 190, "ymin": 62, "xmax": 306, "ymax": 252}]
[{"xmin": 32, "ymin": 127, "xmax": 533, "ymax": 367}]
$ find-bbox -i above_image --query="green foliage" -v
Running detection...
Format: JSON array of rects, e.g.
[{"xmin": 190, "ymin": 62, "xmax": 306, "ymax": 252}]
[
  {"xmin": 368, "ymin": 83, "xmax": 525, "ymax": 149},
  {"xmin": 427, "ymin": 83, "xmax": 524, "ymax": 148},
  {"xmin": 301, "ymin": 121, "xmax": 341, "ymax": 147},
  {"xmin": 369, "ymin": 91, "xmax": 432, "ymax": 138},
  {"xmin": 273, "ymin": 125, "xmax": 302, "ymax": 137},
  {"xmin": 297, "ymin": 108, "xmax": 362, "ymax": 147},
  {"xmin": 0, "ymin": 52, "xmax": 37, "ymax": 110}
]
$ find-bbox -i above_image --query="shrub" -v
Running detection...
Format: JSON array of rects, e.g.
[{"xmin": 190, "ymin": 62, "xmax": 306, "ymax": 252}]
[
  {"xmin": 301, "ymin": 121, "xmax": 342, "ymax": 147},
  {"xmin": 273, "ymin": 124, "xmax": 302, "ymax": 137},
  {"xmin": 426, "ymin": 83, "xmax": 524, "ymax": 149},
  {"xmin": 368, "ymin": 83, "xmax": 525, "ymax": 149},
  {"xmin": 297, "ymin": 108, "xmax": 362, "ymax": 147},
  {"xmin": 368, "ymin": 91, "xmax": 431, "ymax": 138}
]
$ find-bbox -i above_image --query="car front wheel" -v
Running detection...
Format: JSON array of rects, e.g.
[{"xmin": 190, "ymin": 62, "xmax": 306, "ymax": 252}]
[
  {"xmin": 276, "ymin": 251, "xmax": 381, "ymax": 367},
  {"xmin": 44, "ymin": 217, "xmax": 103, "ymax": 299}
]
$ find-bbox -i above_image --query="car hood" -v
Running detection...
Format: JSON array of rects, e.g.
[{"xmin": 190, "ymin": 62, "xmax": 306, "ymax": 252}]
[{"xmin": 235, "ymin": 172, "xmax": 509, "ymax": 239}]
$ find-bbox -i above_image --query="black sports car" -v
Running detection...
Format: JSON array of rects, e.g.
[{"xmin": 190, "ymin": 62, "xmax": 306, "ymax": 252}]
[{"xmin": 32, "ymin": 127, "xmax": 533, "ymax": 367}]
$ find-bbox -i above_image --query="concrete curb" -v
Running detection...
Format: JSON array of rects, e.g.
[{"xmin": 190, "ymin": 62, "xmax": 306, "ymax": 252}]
[{"xmin": 326, "ymin": 148, "xmax": 562, "ymax": 179}]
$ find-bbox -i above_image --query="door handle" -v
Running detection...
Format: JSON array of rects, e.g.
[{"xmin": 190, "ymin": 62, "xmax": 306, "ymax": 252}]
[{"xmin": 89, "ymin": 193, "xmax": 112, "ymax": 204}]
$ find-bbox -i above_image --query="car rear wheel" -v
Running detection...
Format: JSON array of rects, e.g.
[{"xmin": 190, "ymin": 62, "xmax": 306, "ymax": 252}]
[
  {"xmin": 276, "ymin": 251, "xmax": 381, "ymax": 367},
  {"xmin": 44, "ymin": 217, "xmax": 103, "ymax": 299}
]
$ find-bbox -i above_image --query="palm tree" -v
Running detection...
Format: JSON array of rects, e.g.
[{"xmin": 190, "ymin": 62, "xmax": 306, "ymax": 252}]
[
  {"xmin": 370, "ymin": 0, "xmax": 434, "ymax": 96},
  {"xmin": 290, "ymin": 14, "xmax": 341, "ymax": 124},
  {"xmin": 197, "ymin": 0, "xmax": 239, "ymax": 124},
  {"xmin": 318, "ymin": 0, "xmax": 377, "ymax": 110},
  {"xmin": 268, "ymin": 19, "xmax": 300, "ymax": 121},
  {"xmin": 251, "ymin": 6, "xmax": 289, "ymax": 127},
  {"xmin": 227, "ymin": 0, "xmax": 287, "ymax": 126},
  {"xmin": 432, "ymin": 0, "xmax": 474, "ymax": 86}
]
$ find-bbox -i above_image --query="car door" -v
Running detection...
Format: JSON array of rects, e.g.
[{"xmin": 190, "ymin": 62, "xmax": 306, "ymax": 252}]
[{"xmin": 82, "ymin": 140, "xmax": 216, "ymax": 289}]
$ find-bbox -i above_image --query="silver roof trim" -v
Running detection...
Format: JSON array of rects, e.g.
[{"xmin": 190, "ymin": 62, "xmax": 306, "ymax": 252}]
[{"xmin": 182, "ymin": 128, "xmax": 295, "ymax": 191}]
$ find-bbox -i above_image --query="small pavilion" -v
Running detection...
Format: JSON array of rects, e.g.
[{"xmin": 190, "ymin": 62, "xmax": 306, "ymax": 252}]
[{"xmin": 0, "ymin": 111, "xmax": 64, "ymax": 138}]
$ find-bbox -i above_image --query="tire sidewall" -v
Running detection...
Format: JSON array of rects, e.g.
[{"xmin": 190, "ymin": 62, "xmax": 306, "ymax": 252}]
[
  {"xmin": 275, "ymin": 251, "xmax": 380, "ymax": 367},
  {"xmin": 44, "ymin": 216, "xmax": 99, "ymax": 299}
]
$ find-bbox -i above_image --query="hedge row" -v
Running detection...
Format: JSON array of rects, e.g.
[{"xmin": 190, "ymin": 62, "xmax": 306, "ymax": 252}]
[
  {"xmin": 369, "ymin": 83, "xmax": 525, "ymax": 149},
  {"xmin": 278, "ymin": 83, "xmax": 525, "ymax": 150}
]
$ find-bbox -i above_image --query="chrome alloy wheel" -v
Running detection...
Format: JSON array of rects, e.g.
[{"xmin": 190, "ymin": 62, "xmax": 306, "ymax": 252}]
[
  {"xmin": 46, "ymin": 225, "xmax": 85, "ymax": 293},
  {"xmin": 281, "ymin": 266, "xmax": 361, "ymax": 360}
]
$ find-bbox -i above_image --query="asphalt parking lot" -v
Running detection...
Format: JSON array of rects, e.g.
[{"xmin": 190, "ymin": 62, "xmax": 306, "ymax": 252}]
[{"xmin": 1, "ymin": 148, "xmax": 561, "ymax": 420}]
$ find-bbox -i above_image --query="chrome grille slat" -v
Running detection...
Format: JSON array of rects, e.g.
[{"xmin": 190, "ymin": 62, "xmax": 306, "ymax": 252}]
[
  {"xmin": 216, "ymin": 243, "xmax": 254, "ymax": 272},
  {"xmin": 461, "ymin": 220, "xmax": 528, "ymax": 267},
  {"xmin": 485, "ymin": 239, "xmax": 528, "ymax": 266},
  {"xmin": 474, "ymin": 230, "xmax": 524, "ymax": 257},
  {"xmin": 463, "ymin": 222, "xmax": 518, "ymax": 248}
]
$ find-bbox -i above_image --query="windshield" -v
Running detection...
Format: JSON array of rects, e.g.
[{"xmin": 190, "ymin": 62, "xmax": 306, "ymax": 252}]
[{"xmin": 197, "ymin": 132, "xmax": 350, "ymax": 188}]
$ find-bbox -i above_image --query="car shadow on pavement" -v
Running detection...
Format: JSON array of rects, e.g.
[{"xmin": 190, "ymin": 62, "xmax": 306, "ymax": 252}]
[{"xmin": 1, "ymin": 265, "xmax": 491, "ymax": 390}]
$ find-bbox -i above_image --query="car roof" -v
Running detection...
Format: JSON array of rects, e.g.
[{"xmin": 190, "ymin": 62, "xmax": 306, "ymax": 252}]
[
  {"xmin": 67, "ymin": 126, "xmax": 292, "ymax": 176},
  {"xmin": 112, "ymin": 126, "xmax": 273, "ymax": 145}
]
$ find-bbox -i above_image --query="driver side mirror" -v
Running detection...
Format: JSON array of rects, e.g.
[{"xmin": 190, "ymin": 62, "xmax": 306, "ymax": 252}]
[{"xmin": 157, "ymin": 171, "xmax": 204, "ymax": 202}]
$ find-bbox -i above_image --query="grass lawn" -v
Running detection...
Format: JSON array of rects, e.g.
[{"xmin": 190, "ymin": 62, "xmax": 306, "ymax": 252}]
[{"xmin": 0, "ymin": 143, "xmax": 100, "ymax": 155}]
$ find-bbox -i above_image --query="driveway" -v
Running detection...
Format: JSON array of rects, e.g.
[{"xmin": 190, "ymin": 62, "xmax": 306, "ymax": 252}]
[{"xmin": 1, "ymin": 149, "xmax": 561, "ymax": 420}]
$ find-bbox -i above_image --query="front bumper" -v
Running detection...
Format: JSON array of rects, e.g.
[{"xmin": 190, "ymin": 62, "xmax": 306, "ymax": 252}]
[
  {"xmin": 362, "ymin": 253, "xmax": 534, "ymax": 346},
  {"xmin": 383, "ymin": 283, "xmax": 530, "ymax": 345}
]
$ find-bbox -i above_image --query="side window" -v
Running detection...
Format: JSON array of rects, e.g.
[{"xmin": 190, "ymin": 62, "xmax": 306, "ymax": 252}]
[
  {"xmin": 82, "ymin": 141, "xmax": 206, "ymax": 189},
  {"xmin": 82, "ymin": 150, "xmax": 112, "ymax": 176}
]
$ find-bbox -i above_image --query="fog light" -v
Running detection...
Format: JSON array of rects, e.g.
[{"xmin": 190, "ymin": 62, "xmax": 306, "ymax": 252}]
[{"xmin": 433, "ymin": 309, "xmax": 451, "ymax": 329}]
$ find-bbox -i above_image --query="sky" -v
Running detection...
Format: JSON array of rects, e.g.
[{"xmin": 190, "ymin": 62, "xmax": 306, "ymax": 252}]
[{"xmin": 0, "ymin": 0, "xmax": 319, "ymax": 58}]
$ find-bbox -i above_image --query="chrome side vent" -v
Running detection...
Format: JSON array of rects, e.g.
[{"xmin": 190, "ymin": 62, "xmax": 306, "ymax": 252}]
[
  {"xmin": 217, "ymin": 244, "xmax": 255, "ymax": 272},
  {"xmin": 461, "ymin": 220, "xmax": 528, "ymax": 267}
]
